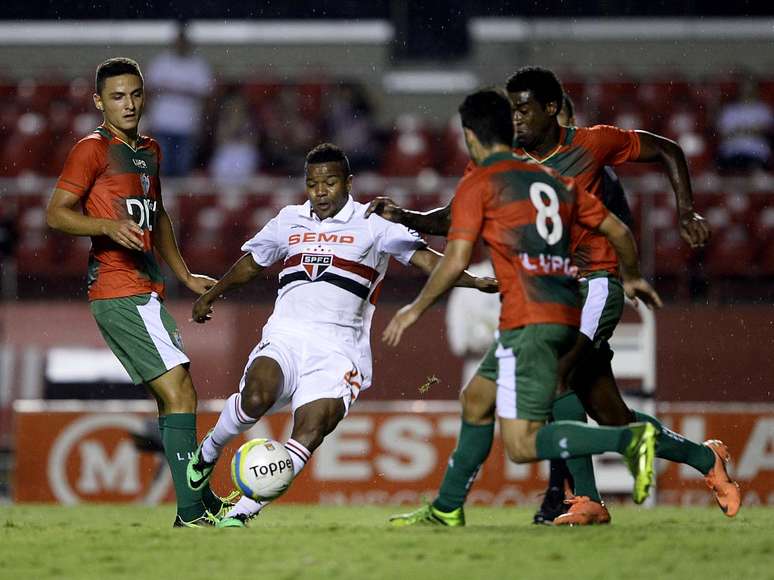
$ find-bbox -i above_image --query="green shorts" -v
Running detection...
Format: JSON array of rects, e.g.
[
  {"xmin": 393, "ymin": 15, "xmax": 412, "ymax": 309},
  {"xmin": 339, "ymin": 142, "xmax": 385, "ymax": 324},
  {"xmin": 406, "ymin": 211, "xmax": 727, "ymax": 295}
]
[
  {"xmin": 493, "ymin": 324, "xmax": 577, "ymax": 421},
  {"xmin": 90, "ymin": 293, "xmax": 189, "ymax": 385},
  {"xmin": 475, "ymin": 339, "xmax": 499, "ymax": 383},
  {"xmin": 579, "ymin": 272, "xmax": 624, "ymax": 350}
]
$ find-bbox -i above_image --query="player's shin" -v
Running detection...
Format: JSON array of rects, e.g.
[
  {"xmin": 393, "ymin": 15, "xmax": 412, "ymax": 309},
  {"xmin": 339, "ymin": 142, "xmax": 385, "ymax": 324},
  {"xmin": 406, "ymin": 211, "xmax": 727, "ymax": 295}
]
[
  {"xmin": 535, "ymin": 420, "xmax": 633, "ymax": 459},
  {"xmin": 162, "ymin": 413, "xmax": 208, "ymax": 521},
  {"xmin": 551, "ymin": 393, "xmax": 601, "ymax": 502},
  {"xmin": 202, "ymin": 393, "xmax": 258, "ymax": 463},
  {"xmin": 433, "ymin": 421, "xmax": 494, "ymax": 512},
  {"xmin": 632, "ymin": 410, "xmax": 714, "ymax": 474}
]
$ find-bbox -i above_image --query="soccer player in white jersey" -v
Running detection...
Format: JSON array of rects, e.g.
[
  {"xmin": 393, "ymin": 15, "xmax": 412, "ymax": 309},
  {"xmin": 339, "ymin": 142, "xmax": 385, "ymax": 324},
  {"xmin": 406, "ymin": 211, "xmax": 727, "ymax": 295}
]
[{"xmin": 186, "ymin": 143, "xmax": 497, "ymax": 527}]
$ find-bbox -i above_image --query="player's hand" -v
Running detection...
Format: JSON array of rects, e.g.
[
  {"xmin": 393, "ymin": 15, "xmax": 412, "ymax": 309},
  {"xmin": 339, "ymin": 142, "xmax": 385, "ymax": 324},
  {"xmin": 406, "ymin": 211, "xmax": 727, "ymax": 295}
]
[
  {"xmin": 623, "ymin": 278, "xmax": 663, "ymax": 310},
  {"xmin": 191, "ymin": 293, "xmax": 216, "ymax": 324},
  {"xmin": 679, "ymin": 210, "xmax": 711, "ymax": 248},
  {"xmin": 365, "ymin": 196, "xmax": 404, "ymax": 223},
  {"xmin": 474, "ymin": 276, "xmax": 499, "ymax": 293},
  {"xmin": 103, "ymin": 219, "xmax": 144, "ymax": 251},
  {"xmin": 382, "ymin": 304, "xmax": 421, "ymax": 347},
  {"xmin": 185, "ymin": 273, "xmax": 217, "ymax": 295}
]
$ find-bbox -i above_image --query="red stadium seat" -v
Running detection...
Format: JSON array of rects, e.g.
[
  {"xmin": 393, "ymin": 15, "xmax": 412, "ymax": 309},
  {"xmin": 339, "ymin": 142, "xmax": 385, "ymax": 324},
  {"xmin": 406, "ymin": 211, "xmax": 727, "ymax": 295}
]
[
  {"xmin": 704, "ymin": 224, "xmax": 757, "ymax": 278},
  {"xmin": 0, "ymin": 113, "xmax": 53, "ymax": 176},
  {"xmin": 381, "ymin": 115, "xmax": 435, "ymax": 176},
  {"xmin": 439, "ymin": 117, "xmax": 470, "ymax": 177},
  {"xmin": 648, "ymin": 193, "xmax": 692, "ymax": 277}
]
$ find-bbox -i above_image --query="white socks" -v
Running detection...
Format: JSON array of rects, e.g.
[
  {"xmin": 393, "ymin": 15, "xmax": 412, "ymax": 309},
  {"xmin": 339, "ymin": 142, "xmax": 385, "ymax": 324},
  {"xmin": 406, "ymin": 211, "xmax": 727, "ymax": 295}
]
[
  {"xmin": 202, "ymin": 393, "xmax": 257, "ymax": 463},
  {"xmin": 226, "ymin": 438, "xmax": 311, "ymax": 519}
]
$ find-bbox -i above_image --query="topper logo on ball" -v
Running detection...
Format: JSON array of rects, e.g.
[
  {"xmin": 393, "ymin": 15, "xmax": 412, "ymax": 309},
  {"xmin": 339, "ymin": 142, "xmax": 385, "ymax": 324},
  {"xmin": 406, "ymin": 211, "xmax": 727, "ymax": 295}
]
[{"xmin": 48, "ymin": 414, "xmax": 170, "ymax": 505}]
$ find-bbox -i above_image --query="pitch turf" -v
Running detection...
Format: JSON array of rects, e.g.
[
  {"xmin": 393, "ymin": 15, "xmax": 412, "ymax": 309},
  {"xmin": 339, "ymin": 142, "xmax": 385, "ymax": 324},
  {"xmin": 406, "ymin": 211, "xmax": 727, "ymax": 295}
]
[{"xmin": 2, "ymin": 504, "xmax": 772, "ymax": 580}]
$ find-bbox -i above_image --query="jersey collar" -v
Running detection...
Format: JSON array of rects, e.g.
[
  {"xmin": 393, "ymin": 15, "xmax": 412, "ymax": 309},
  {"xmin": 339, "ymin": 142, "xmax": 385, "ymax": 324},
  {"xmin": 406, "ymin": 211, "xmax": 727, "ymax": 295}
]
[
  {"xmin": 96, "ymin": 123, "xmax": 150, "ymax": 151},
  {"xmin": 480, "ymin": 150, "xmax": 518, "ymax": 167},
  {"xmin": 299, "ymin": 195, "xmax": 355, "ymax": 223}
]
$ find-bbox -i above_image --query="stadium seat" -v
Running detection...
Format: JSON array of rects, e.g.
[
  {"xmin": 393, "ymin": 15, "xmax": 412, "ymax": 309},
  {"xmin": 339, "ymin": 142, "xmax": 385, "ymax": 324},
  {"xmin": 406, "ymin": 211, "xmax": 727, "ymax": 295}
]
[
  {"xmin": 649, "ymin": 194, "xmax": 692, "ymax": 277},
  {"xmin": 381, "ymin": 114, "xmax": 435, "ymax": 176},
  {"xmin": 439, "ymin": 117, "xmax": 470, "ymax": 176},
  {"xmin": 0, "ymin": 112, "xmax": 52, "ymax": 176}
]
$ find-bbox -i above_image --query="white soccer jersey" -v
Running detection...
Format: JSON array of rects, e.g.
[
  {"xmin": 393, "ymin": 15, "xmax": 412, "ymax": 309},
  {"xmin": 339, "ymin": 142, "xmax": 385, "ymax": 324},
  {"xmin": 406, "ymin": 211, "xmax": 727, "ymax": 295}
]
[{"xmin": 241, "ymin": 195, "xmax": 426, "ymax": 389}]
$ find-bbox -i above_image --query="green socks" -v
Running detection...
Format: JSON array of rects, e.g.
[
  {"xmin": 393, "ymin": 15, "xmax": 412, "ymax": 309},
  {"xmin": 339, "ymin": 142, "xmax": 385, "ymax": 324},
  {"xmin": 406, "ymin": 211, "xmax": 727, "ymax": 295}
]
[
  {"xmin": 536, "ymin": 420, "xmax": 632, "ymax": 459},
  {"xmin": 433, "ymin": 421, "xmax": 495, "ymax": 513},
  {"xmin": 633, "ymin": 411, "xmax": 715, "ymax": 475},
  {"xmin": 160, "ymin": 413, "xmax": 206, "ymax": 521},
  {"xmin": 551, "ymin": 393, "xmax": 601, "ymax": 502}
]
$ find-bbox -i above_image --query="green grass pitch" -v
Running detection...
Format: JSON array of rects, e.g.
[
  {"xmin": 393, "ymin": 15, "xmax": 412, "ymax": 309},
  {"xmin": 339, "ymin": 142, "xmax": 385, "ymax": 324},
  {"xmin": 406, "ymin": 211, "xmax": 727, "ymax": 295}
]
[{"xmin": 2, "ymin": 504, "xmax": 772, "ymax": 580}]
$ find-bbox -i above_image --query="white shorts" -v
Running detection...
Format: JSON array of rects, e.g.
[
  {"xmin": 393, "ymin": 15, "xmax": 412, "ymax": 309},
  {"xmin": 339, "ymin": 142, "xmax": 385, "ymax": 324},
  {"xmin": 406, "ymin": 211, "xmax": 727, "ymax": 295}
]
[{"xmin": 238, "ymin": 330, "xmax": 362, "ymax": 416}]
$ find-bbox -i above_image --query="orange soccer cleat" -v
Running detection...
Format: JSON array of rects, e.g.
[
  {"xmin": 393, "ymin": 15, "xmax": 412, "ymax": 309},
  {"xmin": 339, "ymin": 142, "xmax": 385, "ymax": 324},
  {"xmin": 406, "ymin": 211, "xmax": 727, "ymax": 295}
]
[
  {"xmin": 703, "ymin": 439, "xmax": 741, "ymax": 517},
  {"xmin": 553, "ymin": 496, "xmax": 612, "ymax": 526}
]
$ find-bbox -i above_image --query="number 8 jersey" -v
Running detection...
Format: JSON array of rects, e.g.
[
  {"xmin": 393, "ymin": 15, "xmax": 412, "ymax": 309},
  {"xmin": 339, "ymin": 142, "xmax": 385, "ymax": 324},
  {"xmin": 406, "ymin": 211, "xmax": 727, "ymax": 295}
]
[
  {"xmin": 448, "ymin": 151, "xmax": 609, "ymax": 331},
  {"xmin": 55, "ymin": 125, "xmax": 164, "ymax": 301}
]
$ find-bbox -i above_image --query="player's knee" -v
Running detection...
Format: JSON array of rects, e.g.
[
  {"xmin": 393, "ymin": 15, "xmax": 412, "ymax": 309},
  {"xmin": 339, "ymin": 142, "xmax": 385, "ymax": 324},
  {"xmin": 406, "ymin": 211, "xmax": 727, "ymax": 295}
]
[
  {"xmin": 504, "ymin": 439, "xmax": 534, "ymax": 464},
  {"xmin": 157, "ymin": 371, "xmax": 197, "ymax": 413},
  {"xmin": 592, "ymin": 406, "xmax": 635, "ymax": 427},
  {"xmin": 240, "ymin": 385, "xmax": 277, "ymax": 418},
  {"xmin": 459, "ymin": 380, "xmax": 496, "ymax": 424},
  {"xmin": 290, "ymin": 424, "xmax": 327, "ymax": 453}
]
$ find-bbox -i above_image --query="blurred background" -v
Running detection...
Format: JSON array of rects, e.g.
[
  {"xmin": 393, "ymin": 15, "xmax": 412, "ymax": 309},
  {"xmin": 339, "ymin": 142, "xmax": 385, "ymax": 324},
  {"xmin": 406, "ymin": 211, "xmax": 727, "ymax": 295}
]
[{"xmin": 1, "ymin": 2, "xmax": 772, "ymax": 507}]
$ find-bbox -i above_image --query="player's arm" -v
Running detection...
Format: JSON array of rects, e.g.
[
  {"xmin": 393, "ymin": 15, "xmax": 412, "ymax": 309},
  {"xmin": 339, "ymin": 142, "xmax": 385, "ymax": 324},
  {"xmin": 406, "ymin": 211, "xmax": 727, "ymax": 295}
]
[
  {"xmin": 154, "ymin": 196, "xmax": 215, "ymax": 295},
  {"xmin": 46, "ymin": 187, "xmax": 144, "ymax": 251},
  {"xmin": 365, "ymin": 197, "xmax": 452, "ymax": 236},
  {"xmin": 634, "ymin": 130, "xmax": 710, "ymax": 248},
  {"xmin": 191, "ymin": 253, "xmax": 265, "ymax": 323},
  {"xmin": 596, "ymin": 213, "xmax": 663, "ymax": 309},
  {"xmin": 383, "ymin": 239, "xmax": 474, "ymax": 347},
  {"xmin": 409, "ymin": 247, "xmax": 498, "ymax": 293}
]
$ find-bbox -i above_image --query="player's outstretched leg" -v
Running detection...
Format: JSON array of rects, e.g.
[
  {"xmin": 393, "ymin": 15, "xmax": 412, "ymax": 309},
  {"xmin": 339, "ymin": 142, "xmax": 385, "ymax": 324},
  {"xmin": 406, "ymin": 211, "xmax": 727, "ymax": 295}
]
[
  {"xmin": 576, "ymin": 353, "xmax": 741, "ymax": 517},
  {"xmin": 188, "ymin": 356, "xmax": 283, "ymax": 495},
  {"xmin": 632, "ymin": 412, "xmax": 740, "ymax": 517},
  {"xmin": 389, "ymin": 374, "xmax": 496, "ymax": 528},
  {"xmin": 218, "ymin": 397, "xmax": 346, "ymax": 528},
  {"xmin": 530, "ymin": 420, "xmax": 657, "ymax": 505}
]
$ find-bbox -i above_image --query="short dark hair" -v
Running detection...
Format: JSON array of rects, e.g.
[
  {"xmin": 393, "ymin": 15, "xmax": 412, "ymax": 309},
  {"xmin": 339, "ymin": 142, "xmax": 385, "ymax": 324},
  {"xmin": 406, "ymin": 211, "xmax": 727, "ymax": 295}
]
[
  {"xmin": 305, "ymin": 143, "xmax": 351, "ymax": 175},
  {"xmin": 561, "ymin": 94, "xmax": 575, "ymax": 119},
  {"xmin": 458, "ymin": 88, "xmax": 514, "ymax": 147},
  {"xmin": 506, "ymin": 66, "xmax": 564, "ymax": 110},
  {"xmin": 95, "ymin": 57, "xmax": 143, "ymax": 94}
]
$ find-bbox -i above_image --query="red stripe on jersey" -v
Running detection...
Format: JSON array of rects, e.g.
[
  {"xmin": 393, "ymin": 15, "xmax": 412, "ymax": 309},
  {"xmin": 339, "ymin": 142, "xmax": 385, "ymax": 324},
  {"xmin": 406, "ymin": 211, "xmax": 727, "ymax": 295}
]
[
  {"xmin": 369, "ymin": 279, "xmax": 384, "ymax": 305},
  {"xmin": 283, "ymin": 254, "xmax": 378, "ymax": 282}
]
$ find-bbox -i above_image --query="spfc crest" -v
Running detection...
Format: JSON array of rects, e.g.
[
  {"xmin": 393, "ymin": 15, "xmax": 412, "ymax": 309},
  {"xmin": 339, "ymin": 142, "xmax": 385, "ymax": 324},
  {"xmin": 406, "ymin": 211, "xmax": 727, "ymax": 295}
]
[
  {"xmin": 140, "ymin": 173, "xmax": 150, "ymax": 196},
  {"xmin": 301, "ymin": 254, "xmax": 332, "ymax": 280}
]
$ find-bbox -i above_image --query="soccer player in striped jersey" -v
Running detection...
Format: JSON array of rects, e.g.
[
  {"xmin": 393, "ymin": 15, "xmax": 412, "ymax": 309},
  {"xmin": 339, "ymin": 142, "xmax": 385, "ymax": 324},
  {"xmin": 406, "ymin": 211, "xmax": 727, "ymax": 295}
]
[
  {"xmin": 534, "ymin": 92, "xmax": 640, "ymax": 524},
  {"xmin": 376, "ymin": 69, "xmax": 739, "ymax": 527},
  {"xmin": 384, "ymin": 88, "xmax": 663, "ymax": 513},
  {"xmin": 46, "ymin": 57, "xmax": 233, "ymax": 527},
  {"xmin": 185, "ymin": 143, "xmax": 497, "ymax": 528}
]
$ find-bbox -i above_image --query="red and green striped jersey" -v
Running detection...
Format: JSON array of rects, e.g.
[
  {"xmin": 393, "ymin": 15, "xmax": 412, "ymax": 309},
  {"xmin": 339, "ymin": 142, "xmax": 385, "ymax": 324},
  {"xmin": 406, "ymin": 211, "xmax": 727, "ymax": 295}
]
[
  {"xmin": 513, "ymin": 125, "xmax": 641, "ymax": 275},
  {"xmin": 55, "ymin": 125, "xmax": 165, "ymax": 301},
  {"xmin": 449, "ymin": 151, "xmax": 609, "ymax": 330}
]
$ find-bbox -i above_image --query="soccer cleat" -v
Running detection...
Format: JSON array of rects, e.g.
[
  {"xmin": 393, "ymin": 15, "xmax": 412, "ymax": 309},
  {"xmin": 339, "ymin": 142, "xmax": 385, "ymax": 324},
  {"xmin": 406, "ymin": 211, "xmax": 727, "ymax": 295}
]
[
  {"xmin": 389, "ymin": 504, "xmax": 465, "ymax": 527},
  {"xmin": 532, "ymin": 486, "xmax": 569, "ymax": 525},
  {"xmin": 216, "ymin": 513, "xmax": 254, "ymax": 529},
  {"xmin": 553, "ymin": 496, "xmax": 611, "ymax": 526},
  {"xmin": 211, "ymin": 490, "xmax": 241, "ymax": 520},
  {"xmin": 703, "ymin": 439, "xmax": 741, "ymax": 517},
  {"xmin": 172, "ymin": 513, "xmax": 217, "ymax": 528},
  {"xmin": 187, "ymin": 430, "xmax": 216, "ymax": 491},
  {"xmin": 622, "ymin": 422, "xmax": 657, "ymax": 504}
]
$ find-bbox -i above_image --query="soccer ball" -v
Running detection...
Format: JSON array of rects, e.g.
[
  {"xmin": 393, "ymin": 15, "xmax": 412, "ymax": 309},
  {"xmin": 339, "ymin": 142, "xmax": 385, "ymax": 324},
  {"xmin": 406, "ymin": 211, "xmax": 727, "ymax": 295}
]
[{"xmin": 231, "ymin": 438, "xmax": 294, "ymax": 501}]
